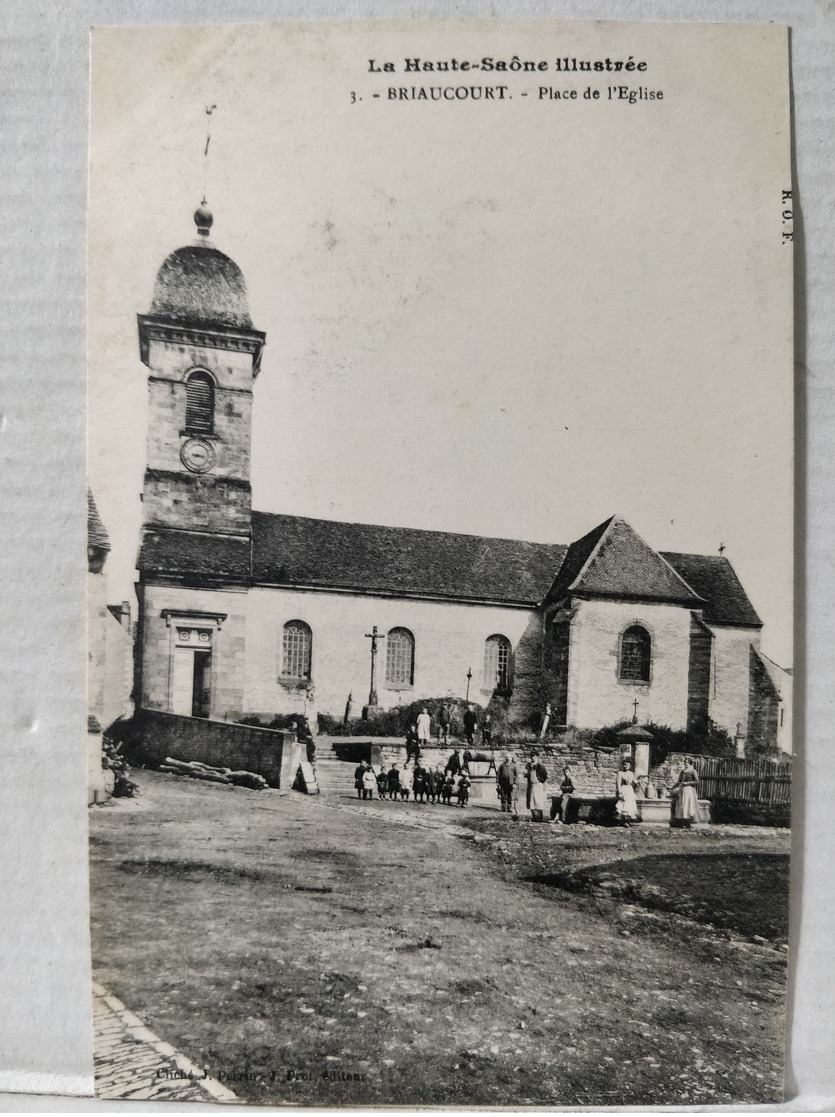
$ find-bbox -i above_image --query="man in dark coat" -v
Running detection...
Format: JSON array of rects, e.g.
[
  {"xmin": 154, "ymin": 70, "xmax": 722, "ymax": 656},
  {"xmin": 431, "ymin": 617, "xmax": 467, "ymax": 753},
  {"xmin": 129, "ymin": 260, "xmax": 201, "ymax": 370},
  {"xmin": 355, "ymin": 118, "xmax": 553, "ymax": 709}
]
[
  {"xmin": 445, "ymin": 748, "xmax": 464, "ymax": 777},
  {"xmin": 438, "ymin": 703, "xmax": 452, "ymax": 745},
  {"xmin": 462, "ymin": 704, "xmax": 477, "ymax": 746},
  {"xmin": 496, "ymin": 755, "xmax": 518, "ymax": 813},
  {"xmin": 354, "ymin": 760, "xmax": 366, "ymax": 799},
  {"xmin": 481, "ymin": 712, "xmax": 493, "ymax": 747},
  {"xmin": 405, "ymin": 723, "xmax": 421, "ymax": 763}
]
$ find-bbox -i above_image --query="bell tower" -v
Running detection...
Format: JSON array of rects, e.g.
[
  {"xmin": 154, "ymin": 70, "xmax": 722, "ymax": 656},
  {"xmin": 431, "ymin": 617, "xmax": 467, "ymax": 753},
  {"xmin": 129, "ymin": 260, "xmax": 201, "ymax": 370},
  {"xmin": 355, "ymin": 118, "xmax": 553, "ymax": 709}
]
[{"xmin": 137, "ymin": 204, "xmax": 266, "ymax": 558}]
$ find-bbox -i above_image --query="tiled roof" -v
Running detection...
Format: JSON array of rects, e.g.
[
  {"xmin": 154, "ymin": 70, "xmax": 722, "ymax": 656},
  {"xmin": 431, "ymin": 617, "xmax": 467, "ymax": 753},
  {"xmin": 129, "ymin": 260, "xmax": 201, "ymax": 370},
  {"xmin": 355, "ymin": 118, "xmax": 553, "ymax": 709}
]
[
  {"xmin": 251, "ymin": 512, "xmax": 567, "ymax": 604},
  {"xmin": 150, "ymin": 244, "xmax": 253, "ymax": 330},
  {"xmin": 137, "ymin": 511, "xmax": 761, "ymax": 627},
  {"xmin": 546, "ymin": 515, "xmax": 703, "ymax": 607},
  {"xmin": 662, "ymin": 552, "xmax": 762, "ymax": 627},
  {"xmin": 87, "ymin": 488, "xmax": 110, "ymax": 551},
  {"xmin": 139, "ymin": 530, "xmax": 251, "ymax": 580}
]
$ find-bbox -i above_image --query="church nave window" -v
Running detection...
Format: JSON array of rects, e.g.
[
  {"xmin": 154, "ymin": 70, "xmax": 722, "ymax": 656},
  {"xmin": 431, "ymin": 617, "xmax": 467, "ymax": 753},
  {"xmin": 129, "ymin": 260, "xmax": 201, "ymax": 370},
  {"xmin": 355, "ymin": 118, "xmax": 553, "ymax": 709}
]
[
  {"xmin": 185, "ymin": 370, "xmax": 215, "ymax": 434},
  {"xmin": 619, "ymin": 624, "xmax": 651, "ymax": 683},
  {"xmin": 483, "ymin": 634, "xmax": 512, "ymax": 692},
  {"xmin": 385, "ymin": 627, "xmax": 414, "ymax": 686},
  {"xmin": 282, "ymin": 620, "xmax": 312, "ymax": 679}
]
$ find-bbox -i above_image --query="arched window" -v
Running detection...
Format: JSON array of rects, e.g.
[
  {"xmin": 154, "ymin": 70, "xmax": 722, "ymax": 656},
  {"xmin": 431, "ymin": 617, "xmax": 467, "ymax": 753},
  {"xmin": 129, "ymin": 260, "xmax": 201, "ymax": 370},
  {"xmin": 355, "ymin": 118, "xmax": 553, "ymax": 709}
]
[
  {"xmin": 484, "ymin": 634, "xmax": 512, "ymax": 691},
  {"xmin": 620, "ymin": 625, "xmax": 651, "ymax": 682},
  {"xmin": 282, "ymin": 620, "xmax": 312, "ymax": 679},
  {"xmin": 385, "ymin": 627, "xmax": 414, "ymax": 686},
  {"xmin": 185, "ymin": 371, "xmax": 215, "ymax": 434}
]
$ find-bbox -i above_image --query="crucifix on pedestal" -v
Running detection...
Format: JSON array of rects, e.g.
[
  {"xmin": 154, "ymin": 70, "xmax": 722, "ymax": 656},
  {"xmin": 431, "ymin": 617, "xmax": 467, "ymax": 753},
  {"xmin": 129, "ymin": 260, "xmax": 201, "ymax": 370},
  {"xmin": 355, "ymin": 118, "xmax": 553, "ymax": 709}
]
[
  {"xmin": 632, "ymin": 698, "xmax": 639, "ymax": 725},
  {"xmin": 365, "ymin": 625, "xmax": 385, "ymax": 708},
  {"xmin": 465, "ymin": 666, "xmax": 473, "ymax": 702}
]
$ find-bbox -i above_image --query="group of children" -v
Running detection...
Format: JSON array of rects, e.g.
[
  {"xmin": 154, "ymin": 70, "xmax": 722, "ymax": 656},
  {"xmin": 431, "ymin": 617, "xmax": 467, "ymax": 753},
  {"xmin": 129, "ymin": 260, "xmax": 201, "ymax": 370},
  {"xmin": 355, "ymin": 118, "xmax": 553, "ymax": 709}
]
[{"xmin": 354, "ymin": 759, "xmax": 472, "ymax": 807}]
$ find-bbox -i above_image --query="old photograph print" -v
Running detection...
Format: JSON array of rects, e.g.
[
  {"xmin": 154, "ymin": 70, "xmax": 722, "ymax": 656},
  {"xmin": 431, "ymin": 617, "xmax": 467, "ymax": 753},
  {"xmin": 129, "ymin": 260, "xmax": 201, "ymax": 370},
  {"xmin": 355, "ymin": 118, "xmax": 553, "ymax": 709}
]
[{"xmin": 87, "ymin": 20, "xmax": 793, "ymax": 1106}]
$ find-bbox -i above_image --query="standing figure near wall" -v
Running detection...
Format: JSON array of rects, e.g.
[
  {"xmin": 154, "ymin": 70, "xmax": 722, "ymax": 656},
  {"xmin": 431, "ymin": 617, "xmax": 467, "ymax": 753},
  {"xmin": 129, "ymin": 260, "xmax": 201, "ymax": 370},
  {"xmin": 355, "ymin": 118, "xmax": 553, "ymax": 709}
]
[
  {"xmin": 438, "ymin": 703, "xmax": 452, "ymax": 745},
  {"xmin": 526, "ymin": 754, "xmax": 548, "ymax": 821},
  {"xmin": 496, "ymin": 754, "xmax": 517, "ymax": 813},
  {"xmin": 615, "ymin": 759, "xmax": 639, "ymax": 824},
  {"xmin": 416, "ymin": 707, "xmax": 431, "ymax": 747},
  {"xmin": 670, "ymin": 758, "xmax": 700, "ymax": 828}
]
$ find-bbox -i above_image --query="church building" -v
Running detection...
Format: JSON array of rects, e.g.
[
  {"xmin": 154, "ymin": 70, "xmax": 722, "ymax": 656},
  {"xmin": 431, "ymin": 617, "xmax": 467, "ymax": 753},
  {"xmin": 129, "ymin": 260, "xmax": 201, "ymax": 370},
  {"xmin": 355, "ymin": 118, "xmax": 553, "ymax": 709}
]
[{"xmin": 134, "ymin": 204, "xmax": 782, "ymax": 748}]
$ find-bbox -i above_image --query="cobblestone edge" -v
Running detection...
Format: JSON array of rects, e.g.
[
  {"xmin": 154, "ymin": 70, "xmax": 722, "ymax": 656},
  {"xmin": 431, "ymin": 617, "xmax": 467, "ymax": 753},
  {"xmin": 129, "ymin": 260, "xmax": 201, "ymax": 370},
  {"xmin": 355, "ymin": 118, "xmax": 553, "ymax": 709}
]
[{"xmin": 92, "ymin": 981, "xmax": 238, "ymax": 1103}]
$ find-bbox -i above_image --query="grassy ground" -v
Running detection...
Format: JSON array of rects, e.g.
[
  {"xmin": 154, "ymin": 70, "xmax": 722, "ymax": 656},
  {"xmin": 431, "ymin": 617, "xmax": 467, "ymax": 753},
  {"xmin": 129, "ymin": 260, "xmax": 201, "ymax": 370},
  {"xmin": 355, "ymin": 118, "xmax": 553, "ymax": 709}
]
[{"xmin": 89, "ymin": 771, "xmax": 789, "ymax": 1107}]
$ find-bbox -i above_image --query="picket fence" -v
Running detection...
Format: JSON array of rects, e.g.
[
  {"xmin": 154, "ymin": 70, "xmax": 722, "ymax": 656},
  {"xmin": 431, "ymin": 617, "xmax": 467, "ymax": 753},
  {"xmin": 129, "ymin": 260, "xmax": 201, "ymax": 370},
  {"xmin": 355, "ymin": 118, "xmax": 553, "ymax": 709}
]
[{"xmin": 694, "ymin": 755, "xmax": 792, "ymax": 806}]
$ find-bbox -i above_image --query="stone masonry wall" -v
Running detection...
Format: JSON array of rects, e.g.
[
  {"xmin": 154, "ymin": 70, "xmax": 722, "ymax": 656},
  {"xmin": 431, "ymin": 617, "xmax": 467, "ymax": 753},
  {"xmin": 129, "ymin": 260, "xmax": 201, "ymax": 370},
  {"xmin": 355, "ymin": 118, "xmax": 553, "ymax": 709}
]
[
  {"xmin": 368, "ymin": 741, "xmax": 622, "ymax": 799},
  {"xmin": 145, "ymin": 337, "xmax": 255, "ymax": 481},
  {"xmin": 747, "ymin": 646, "xmax": 779, "ymax": 756},
  {"xmin": 140, "ymin": 582, "xmax": 249, "ymax": 721},
  {"xmin": 685, "ymin": 614, "xmax": 712, "ymax": 731},
  {"xmin": 143, "ymin": 472, "xmax": 251, "ymax": 536},
  {"xmin": 129, "ymin": 708, "xmax": 301, "ymax": 788},
  {"xmin": 709, "ymin": 627, "xmax": 758, "ymax": 738},
  {"xmin": 243, "ymin": 586, "xmax": 541, "ymax": 727},
  {"xmin": 567, "ymin": 598, "xmax": 692, "ymax": 730}
]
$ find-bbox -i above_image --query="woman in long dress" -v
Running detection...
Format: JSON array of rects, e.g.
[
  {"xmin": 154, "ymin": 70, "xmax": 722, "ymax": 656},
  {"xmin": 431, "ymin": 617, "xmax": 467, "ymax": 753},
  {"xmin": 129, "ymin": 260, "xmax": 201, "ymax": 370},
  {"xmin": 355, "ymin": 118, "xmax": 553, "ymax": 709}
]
[
  {"xmin": 615, "ymin": 759, "xmax": 639, "ymax": 824},
  {"xmin": 527, "ymin": 755, "xmax": 548, "ymax": 822},
  {"xmin": 670, "ymin": 758, "xmax": 699, "ymax": 827}
]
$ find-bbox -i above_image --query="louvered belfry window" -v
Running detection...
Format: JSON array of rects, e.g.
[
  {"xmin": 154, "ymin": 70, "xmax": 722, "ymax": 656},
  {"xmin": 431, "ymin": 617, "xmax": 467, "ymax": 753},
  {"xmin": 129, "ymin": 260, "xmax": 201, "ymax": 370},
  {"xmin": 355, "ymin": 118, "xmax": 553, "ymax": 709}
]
[
  {"xmin": 185, "ymin": 371, "xmax": 215, "ymax": 434},
  {"xmin": 385, "ymin": 628, "xmax": 414, "ymax": 686},
  {"xmin": 620, "ymin": 625, "xmax": 651, "ymax": 682},
  {"xmin": 484, "ymin": 634, "xmax": 511, "ymax": 690}
]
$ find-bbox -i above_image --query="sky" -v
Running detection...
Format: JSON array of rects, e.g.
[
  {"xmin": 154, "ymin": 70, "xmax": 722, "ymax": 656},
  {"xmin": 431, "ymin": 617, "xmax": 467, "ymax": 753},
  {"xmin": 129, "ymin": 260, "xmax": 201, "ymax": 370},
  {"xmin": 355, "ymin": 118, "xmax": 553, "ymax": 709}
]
[{"xmin": 88, "ymin": 20, "xmax": 794, "ymax": 666}]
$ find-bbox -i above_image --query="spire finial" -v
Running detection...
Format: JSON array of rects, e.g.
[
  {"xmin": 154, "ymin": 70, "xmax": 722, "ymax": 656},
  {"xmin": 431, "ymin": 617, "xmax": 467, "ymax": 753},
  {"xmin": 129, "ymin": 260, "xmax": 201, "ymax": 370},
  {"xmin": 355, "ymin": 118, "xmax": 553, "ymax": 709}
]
[{"xmin": 195, "ymin": 105, "xmax": 217, "ymax": 237}]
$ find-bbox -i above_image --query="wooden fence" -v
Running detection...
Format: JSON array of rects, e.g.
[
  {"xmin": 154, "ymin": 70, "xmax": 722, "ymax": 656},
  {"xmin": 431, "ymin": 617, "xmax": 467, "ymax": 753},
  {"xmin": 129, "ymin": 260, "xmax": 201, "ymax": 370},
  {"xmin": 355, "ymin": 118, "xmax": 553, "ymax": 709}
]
[{"xmin": 694, "ymin": 756, "xmax": 792, "ymax": 806}]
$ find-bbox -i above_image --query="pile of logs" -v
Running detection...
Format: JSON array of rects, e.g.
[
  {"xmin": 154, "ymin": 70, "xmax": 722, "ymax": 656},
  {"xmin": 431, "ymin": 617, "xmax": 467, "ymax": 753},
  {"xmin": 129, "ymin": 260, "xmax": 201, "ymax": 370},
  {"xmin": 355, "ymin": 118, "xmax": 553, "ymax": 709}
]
[{"xmin": 159, "ymin": 756, "xmax": 268, "ymax": 790}]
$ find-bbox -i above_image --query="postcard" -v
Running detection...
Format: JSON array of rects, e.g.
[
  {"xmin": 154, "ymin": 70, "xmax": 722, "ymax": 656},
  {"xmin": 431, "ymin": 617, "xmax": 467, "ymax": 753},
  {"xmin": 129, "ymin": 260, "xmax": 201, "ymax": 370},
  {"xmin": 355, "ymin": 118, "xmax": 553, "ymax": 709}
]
[{"xmin": 87, "ymin": 19, "xmax": 793, "ymax": 1106}]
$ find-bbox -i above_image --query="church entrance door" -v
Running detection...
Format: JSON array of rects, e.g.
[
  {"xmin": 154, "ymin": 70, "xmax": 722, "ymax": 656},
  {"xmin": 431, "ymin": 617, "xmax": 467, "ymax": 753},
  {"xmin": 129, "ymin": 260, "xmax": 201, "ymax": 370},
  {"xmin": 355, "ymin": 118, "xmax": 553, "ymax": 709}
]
[
  {"xmin": 171, "ymin": 627, "xmax": 214, "ymax": 718},
  {"xmin": 192, "ymin": 650, "xmax": 212, "ymax": 718}
]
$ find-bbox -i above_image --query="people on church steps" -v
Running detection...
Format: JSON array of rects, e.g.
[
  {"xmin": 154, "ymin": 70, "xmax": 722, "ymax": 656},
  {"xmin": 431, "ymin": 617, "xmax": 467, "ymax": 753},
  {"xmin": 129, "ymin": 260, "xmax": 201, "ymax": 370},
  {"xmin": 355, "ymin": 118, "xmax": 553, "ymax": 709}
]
[
  {"xmin": 416, "ymin": 706, "xmax": 431, "ymax": 747},
  {"xmin": 437, "ymin": 703, "xmax": 452, "ymax": 745},
  {"xmin": 462, "ymin": 704, "xmax": 478, "ymax": 746}
]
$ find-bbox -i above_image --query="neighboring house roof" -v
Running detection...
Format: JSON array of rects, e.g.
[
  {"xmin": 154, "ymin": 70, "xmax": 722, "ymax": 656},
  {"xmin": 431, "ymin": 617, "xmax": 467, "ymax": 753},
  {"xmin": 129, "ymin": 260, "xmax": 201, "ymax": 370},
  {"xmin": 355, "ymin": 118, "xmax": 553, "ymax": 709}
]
[
  {"xmin": 138, "ymin": 510, "xmax": 761, "ymax": 626},
  {"xmin": 752, "ymin": 648, "xmax": 791, "ymax": 697},
  {"xmin": 660, "ymin": 552, "xmax": 762, "ymax": 627},
  {"xmin": 87, "ymin": 488, "xmax": 110, "ymax": 551},
  {"xmin": 251, "ymin": 512, "xmax": 567, "ymax": 605},
  {"xmin": 545, "ymin": 515, "xmax": 703, "ymax": 608}
]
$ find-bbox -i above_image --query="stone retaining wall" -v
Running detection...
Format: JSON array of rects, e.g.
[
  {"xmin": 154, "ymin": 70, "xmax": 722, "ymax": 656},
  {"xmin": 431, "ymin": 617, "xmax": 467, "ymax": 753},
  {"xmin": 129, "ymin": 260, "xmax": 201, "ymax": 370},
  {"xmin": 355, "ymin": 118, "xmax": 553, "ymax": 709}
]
[{"xmin": 127, "ymin": 708, "xmax": 301, "ymax": 789}]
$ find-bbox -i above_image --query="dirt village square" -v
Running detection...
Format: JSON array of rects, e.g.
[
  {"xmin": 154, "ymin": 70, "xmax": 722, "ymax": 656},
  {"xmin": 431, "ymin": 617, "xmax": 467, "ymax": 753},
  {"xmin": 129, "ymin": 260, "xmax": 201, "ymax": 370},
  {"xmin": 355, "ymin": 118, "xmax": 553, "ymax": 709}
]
[{"xmin": 89, "ymin": 727, "xmax": 790, "ymax": 1107}]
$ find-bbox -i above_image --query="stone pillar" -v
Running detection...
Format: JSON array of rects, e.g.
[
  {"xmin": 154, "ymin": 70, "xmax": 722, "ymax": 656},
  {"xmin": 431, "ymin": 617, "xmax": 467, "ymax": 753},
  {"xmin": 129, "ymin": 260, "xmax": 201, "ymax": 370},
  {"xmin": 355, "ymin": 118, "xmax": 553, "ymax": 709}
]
[{"xmin": 634, "ymin": 741, "xmax": 650, "ymax": 778}]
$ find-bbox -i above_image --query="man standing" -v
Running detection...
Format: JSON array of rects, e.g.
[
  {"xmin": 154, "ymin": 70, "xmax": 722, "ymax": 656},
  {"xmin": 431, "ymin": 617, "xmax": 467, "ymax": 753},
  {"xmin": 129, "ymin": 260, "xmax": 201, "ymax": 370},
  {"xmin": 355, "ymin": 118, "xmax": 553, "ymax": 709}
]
[
  {"xmin": 481, "ymin": 711, "xmax": 493, "ymax": 747},
  {"xmin": 496, "ymin": 754, "xmax": 518, "ymax": 813},
  {"xmin": 438, "ymin": 702, "xmax": 452, "ymax": 745},
  {"xmin": 354, "ymin": 759, "xmax": 367, "ymax": 799},
  {"xmin": 416, "ymin": 706, "xmax": 431, "ymax": 748},
  {"xmin": 463, "ymin": 704, "xmax": 477, "ymax": 747},
  {"xmin": 551, "ymin": 765, "xmax": 575, "ymax": 823}
]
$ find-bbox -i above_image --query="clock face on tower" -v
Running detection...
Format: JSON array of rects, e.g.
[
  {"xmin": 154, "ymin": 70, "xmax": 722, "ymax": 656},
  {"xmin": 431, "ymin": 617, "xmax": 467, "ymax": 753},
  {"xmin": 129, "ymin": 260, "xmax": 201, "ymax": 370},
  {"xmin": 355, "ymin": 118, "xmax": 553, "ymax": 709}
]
[{"xmin": 180, "ymin": 437, "xmax": 216, "ymax": 474}]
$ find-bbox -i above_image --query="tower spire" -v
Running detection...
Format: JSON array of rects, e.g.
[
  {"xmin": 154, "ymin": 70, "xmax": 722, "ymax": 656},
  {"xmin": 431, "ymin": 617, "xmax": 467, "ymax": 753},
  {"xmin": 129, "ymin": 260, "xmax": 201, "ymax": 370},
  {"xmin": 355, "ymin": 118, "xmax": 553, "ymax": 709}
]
[
  {"xmin": 194, "ymin": 105, "xmax": 217, "ymax": 239},
  {"xmin": 202, "ymin": 104, "xmax": 217, "ymax": 205}
]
